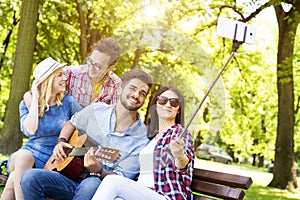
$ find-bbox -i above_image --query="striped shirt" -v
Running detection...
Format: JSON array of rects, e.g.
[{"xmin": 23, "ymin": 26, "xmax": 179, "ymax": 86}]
[
  {"xmin": 153, "ymin": 124, "xmax": 194, "ymax": 200},
  {"xmin": 64, "ymin": 64, "xmax": 121, "ymax": 107}
]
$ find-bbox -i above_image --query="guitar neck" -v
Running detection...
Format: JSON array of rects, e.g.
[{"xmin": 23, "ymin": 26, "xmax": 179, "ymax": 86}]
[
  {"xmin": 67, "ymin": 146, "xmax": 120, "ymax": 166},
  {"xmin": 68, "ymin": 147, "xmax": 95, "ymax": 157}
]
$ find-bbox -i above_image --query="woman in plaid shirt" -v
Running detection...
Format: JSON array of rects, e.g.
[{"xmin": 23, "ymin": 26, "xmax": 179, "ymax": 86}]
[{"xmin": 92, "ymin": 86, "xmax": 194, "ymax": 200}]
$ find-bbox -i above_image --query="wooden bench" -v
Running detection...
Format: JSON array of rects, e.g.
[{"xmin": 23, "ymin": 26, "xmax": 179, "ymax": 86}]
[
  {"xmin": 1, "ymin": 159, "xmax": 253, "ymax": 199},
  {"xmin": 192, "ymin": 168, "xmax": 253, "ymax": 200},
  {"xmin": 0, "ymin": 160, "xmax": 8, "ymax": 186}
]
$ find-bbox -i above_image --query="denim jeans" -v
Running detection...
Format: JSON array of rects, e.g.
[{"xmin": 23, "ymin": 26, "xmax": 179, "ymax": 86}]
[{"xmin": 21, "ymin": 169, "xmax": 101, "ymax": 200}]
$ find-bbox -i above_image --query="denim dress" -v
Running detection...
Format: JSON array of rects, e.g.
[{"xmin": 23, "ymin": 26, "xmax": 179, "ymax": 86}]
[{"xmin": 15, "ymin": 95, "xmax": 82, "ymax": 169}]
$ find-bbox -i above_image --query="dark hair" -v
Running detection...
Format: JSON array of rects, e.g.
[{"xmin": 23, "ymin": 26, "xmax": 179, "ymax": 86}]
[
  {"xmin": 121, "ymin": 69, "xmax": 153, "ymax": 89},
  {"xmin": 147, "ymin": 86, "xmax": 185, "ymax": 139},
  {"xmin": 93, "ymin": 38, "xmax": 122, "ymax": 66}
]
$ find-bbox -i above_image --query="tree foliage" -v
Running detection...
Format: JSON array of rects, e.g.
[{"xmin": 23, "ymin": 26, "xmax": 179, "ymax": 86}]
[{"xmin": 0, "ymin": 0, "xmax": 299, "ymax": 190}]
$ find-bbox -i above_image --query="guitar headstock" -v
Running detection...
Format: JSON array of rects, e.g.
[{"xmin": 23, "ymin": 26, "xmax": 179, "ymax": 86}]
[{"xmin": 94, "ymin": 147, "xmax": 121, "ymax": 164}]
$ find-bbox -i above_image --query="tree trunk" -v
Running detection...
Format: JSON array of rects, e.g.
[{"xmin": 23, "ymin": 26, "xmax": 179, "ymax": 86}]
[
  {"xmin": 252, "ymin": 154, "xmax": 257, "ymax": 166},
  {"xmin": 0, "ymin": 0, "xmax": 39, "ymax": 154},
  {"xmin": 76, "ymin": 1, "xmax": 88, "ymax": 62},
  {"xmin": 75, "ymin": 1, "xmax": 101, "ymax": 62},
  {"xmin": 258, "ymin": 154, "xmax": 264, "ymax": 168},
  {"xmin": 268, "ymin": 2, "xmax": 300, "ymax": 190}
]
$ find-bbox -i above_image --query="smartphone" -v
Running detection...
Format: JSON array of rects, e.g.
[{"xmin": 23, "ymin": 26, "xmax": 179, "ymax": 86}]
[{"xmin": 217, "ymin": 17, "xmax": 256, "ymax": 45}]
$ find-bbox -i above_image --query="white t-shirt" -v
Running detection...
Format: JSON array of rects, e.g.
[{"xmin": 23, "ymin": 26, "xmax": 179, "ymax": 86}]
[{"xmin": 137, "ymin": 138, "xmax": 158, "ymax": 187}]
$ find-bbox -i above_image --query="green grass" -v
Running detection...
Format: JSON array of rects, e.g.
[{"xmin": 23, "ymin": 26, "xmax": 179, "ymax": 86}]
[
  {"xmin": 236, "ymin": 163, "xmax": 300, "ymax": 199},
  {"xmin": 245, "ymin": 183, "xmax": 300, "ymax": 200}
]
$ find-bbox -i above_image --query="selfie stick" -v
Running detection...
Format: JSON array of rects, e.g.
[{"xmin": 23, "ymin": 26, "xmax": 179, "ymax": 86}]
[{"xmin": 178, "ymin": 33, "xmax": 244, "ymax": 138}]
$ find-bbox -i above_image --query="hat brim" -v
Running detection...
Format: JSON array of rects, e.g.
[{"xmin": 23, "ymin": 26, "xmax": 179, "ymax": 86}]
[{"xmin": 36, "ymin": 63, "xmax": 67, "ymax": 83}]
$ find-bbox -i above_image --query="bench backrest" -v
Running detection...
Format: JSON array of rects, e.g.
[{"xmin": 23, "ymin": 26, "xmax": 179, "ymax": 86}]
[
  {"xmin": 191, "ymin": 168, "xmax": 253, "ymax": 200},
  {"xmin": 0, "ymin": 160, "xmax": 8, "ymax": 187}
]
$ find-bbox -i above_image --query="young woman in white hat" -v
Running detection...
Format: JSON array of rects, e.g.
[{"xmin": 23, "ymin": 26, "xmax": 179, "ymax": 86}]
[{"xmin": 0, "ymin": 57, "xmax": 82, "ymax": 200}]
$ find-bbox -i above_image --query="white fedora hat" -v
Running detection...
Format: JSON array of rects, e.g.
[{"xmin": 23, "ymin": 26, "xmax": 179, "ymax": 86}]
[{"xmin": 33, "ymin": 57, "xmax": 66, "ymax": 82}]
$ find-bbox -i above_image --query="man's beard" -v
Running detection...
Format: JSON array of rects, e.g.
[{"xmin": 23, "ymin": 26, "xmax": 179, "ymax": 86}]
[{"xmin": 120, "ymin": 95, "xmax": 141, "ymax": 112}]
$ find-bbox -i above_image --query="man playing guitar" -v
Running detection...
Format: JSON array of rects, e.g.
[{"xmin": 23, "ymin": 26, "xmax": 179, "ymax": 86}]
[{"xmin": 21, "ymin": 69, "xmax": 153, "ymax": 200}]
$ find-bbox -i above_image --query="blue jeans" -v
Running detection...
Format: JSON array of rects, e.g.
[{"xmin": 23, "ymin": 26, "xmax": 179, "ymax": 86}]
[{"xmin": 21, "ymin": 169, "xmax": 101, "ymax": 200}]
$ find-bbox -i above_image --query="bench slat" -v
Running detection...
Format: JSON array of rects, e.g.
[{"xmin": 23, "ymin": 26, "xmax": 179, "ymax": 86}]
[
  {"xmin": 0, "ymin": 174, "xmax": 8, "ymax": 186},
  {"xmin": 193, "ymin": 168, "xmax": 252, "ymax": 189},
  {"xmin": 191, "ymin": 179, "xmax": 245, "ymax": 200},
  {"xmin": 193, "ymin": 195, "xmax": 214, "ymax": 200}
]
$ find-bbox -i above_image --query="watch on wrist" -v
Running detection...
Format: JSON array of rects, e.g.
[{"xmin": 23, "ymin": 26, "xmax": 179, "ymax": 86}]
[
  {"xmin": 90, "ymin": 167, "xmax": 103, "ymax": 178},
  {"xmin": 56, "ymin": 137, "xmax": 67, "ymax": 144}
]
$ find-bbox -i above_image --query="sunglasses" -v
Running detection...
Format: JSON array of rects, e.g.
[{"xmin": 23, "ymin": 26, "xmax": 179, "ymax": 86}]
[{"xmin": 157, "ymin": 96, "xmax": 180, "ymax": 107}]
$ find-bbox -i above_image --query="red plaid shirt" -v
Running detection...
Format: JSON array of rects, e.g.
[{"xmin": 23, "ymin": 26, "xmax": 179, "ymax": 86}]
[
  {"xmin": 153, "ymin": 124, "xmax": 194, "ymax": 200},
  {"xmin": 64, "ymin": 65, "xmax": 121, "ymax": 107}
]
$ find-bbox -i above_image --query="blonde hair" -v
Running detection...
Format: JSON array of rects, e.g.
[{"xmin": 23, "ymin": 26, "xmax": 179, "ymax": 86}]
[{"xmin": 38, "ymin": 68, "xmax": 64, "ymax": 117}]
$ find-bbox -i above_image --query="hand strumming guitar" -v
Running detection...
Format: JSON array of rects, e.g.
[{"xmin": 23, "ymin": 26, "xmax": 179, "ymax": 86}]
[{"xmin": 53, "ymin": 140, "xmax": 73, "ymax": 162}]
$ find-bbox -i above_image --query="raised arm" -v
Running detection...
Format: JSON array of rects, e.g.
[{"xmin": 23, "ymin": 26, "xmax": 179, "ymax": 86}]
[
  {"xmin": 170, "ymin": 137, "xmax": 189, "ymax": 169},
  {"xmin": 22, "ymin": 80, "xmax": 40, "ymax": 134}
]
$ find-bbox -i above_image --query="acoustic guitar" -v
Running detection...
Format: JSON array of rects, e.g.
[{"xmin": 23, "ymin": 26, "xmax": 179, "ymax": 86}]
[{"xmin": 44, "ymin": 130, "xmax": 120, "ymax": 180}]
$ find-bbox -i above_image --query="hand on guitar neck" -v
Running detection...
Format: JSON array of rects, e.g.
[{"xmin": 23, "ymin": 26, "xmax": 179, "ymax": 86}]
[{"xmin": 84, "ymin": 148, "xmax": 103, "ymax": 174}]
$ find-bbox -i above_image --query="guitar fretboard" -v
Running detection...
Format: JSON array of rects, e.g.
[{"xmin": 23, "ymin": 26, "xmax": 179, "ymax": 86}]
[{"xmin": 68, "ymin": 147, "xmax": 96, "ymax": 156}]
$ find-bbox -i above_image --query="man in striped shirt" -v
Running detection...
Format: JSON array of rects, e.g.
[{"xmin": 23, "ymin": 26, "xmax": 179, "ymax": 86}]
[{"xmin": 64, "ymin": 38, "xmax": 122, "ymax": 107}]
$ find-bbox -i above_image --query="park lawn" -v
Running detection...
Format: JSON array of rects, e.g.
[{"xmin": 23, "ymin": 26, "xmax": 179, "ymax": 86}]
[
  {"xmin": 240, "ymin": 163, "xmax": 300, "ymax": 199},
  {"xmin": 245, "ymin": 183, "xmax": 300, "ymax": 200}
]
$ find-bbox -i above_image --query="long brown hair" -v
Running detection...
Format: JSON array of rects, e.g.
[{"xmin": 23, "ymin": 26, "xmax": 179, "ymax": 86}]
[
  {"xmin": 146, "ymin": 86, "xmax": 185, "ymax": 139},
  {"xmin": 38, "ymin": 69, "xmax": 64, "ymax": 117}
]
